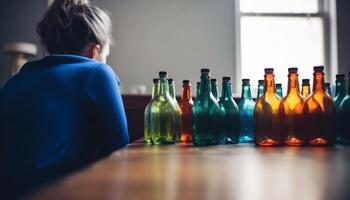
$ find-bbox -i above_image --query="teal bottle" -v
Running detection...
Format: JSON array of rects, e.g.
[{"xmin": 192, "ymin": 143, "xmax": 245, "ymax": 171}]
[
  {"xmin": 196, "ymin": 81, "xmax": 200, "ymax": 98},
  {"xmin": 334, "ymin": 74, "xmax": 346, "ymax": 110},
  {"xmin": 276, "ymin": 83, "xmax": 283, "ymax": 99},
  {"xmin": 238, "ymin": 79, "xmax": 255, "ymax": 143},
  {"xmin": 168, "ymin": 78, "xmax": 182, "ymax": 143},
  {"xmin": 257, "ymin": 80, "xmax": 264, "ymax": 99},
  {"xmin": 325, "ymin": 82, "xmax": 332, "ymax": 96},
  {"xmin": 144, "ymin": 78, "xmax": 159, "ymax": 144},
  {"xmin": 338, "ymin": 72, "xmax": 350, "ymax": 144},
  {"xmin": 211, "ymin": 78, "xmax": 220, "ymax": 101},
  {"xmin": 218, "ymin": 77, "xmax": 240, "ymax": 144},
  {"xmin": 150, "ymin": 71, "xmax": 176, "ymax": 144},
  {"xmin": 192, "ymin": 69, "xmax": 220, "ymax": 146}
]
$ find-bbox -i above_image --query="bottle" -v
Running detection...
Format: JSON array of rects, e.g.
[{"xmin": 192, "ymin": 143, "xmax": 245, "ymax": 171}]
[
  {"xmin": 196, "ymin": 81, "xmax": 200, "ymax": 98},
  {"xmin": 144, "ymin": 78, "xmax": 159, "ymax": 144},
  {"xmin": 338, "ymin": 73, "xmax": 350, "ymax": 144},
  {"xmin": 150, "ymin": 71, "xmax": 177, "ymax": 144},
  {"xmin": 325, "ymin": 82, "xmax": 332, "ymax": 96},
  {"xmin": 279, "ymin": 68, "xmax": 305, "ymax": 145},
  {"xmin": 254, "ymin": 68, "xmax": 282, "ymax": 146},
  {"xmin": 334, "ymin": 74, "xmax": 347, "ymax": 143},
  {"xmin": 238, "ymin": 79, "xmax": 255, "ymax": 143},
  {"xmin": 302, "ymin": 66, "xmax": 336, "ymax": 146},
  {"xmin": 211, "ymin": 78, "xmax": 220, "ymax": 101},
  {"xmin": 218, "ymin": 77, "xmax": 240, "ymax": 144},
  {"xmin": 168, "ymin": 78, "xmax": 182, "ymax": 143},
  {"xmin": 180, "ymin": 80, "xmax": 194, "ymax": 143},
  {"xmin": 334, "ymin": 74, "xmax": 346, "ymax": 110},
  {"xmin": 192, "ymin": 69, "xmax": 220, "ymax": 146},
  {"xmin": 257, "ymin": 79, "xmax": 264, "ymax": 99},
  {"xmin": 276, "ymin": 83, "xmax": 283, "ymax": 99},
  {"xmin": 301, "ymin": 79, "xmax": 311, "ymax": 98}
]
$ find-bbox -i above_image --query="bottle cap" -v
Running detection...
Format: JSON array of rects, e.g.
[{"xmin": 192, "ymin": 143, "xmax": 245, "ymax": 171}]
[
  {"xmin": 183, "ymin": 80, "xmax": 190, "ymax": 84},
  {"xmin": 222, "ymin": 77, "xmax": 231, "ymax": 81},
  {"xmin": 258, "ymin": 80, "xmax": 264, "ymax": 85},
  {"xmin": 168, "ymin": 78, "xmax": 174, "ymax": 83},
  {"xmin": 302, "ymin": 79, "xmax": 310, "ymax": 85},
  {"xmin": 288, "ymin": 67, "xmax": 298, "ymax": 73},
  {"xmin": 153, "ymin": 78, "xmax": 159, "ymax": 83},
  {"xmin": 159, "ymin": 71, "xmax": 167, "ymax": 77},
  {"xmin": 201, "ymin": 68, "xmax": 210, "ymax": 73},
  {"xmin": 313, "ymin": 66, "xmax": 324, "ymax": 72},
  {"xmin": 325, "ymin": 82, "xmax": 330, "ymax": 87},
  {"xmin": 264, "ymin": 68, "xmax": 274, "ymax": 74},
  {"xmin": 276, "ymin": 83, "xmax": 282, "ymax": 87},
  {"xmin": 336, "ymin": 74, "xmax": 345, "ymax": 80},
  {"xmin": 242, "ymin": 79, "xmax": 250, "ymax": 85},
  {"xmin": 211, "ymin": 78, "xmax": 217, "ymax": 82}
]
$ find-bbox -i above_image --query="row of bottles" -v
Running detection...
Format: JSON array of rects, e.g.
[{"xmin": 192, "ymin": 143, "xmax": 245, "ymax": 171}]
[{"xmin": 145, "ymin": 66, "xmax": 349, "ymax": 147}]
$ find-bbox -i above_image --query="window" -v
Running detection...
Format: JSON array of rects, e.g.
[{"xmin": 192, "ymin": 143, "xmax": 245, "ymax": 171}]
[{"xmin": 234, "ymin": 0, "xmax": 336, "ymax": 96}]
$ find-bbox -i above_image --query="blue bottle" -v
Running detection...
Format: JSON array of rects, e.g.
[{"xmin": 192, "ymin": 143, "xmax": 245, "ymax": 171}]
[
  {"xmin": 325, "ymin": 82, "xmax": 332, "ymax": 97},
  {"xmin": 238, "ymin": 79, "xmax": 255, "ymax": 143},
  {"xmin": 334, "ymin": 74, "xmax": 346, "ymax": 110},
  {"xmin": 338, "ymin": 72, "xmax": 350, "ymax": 144},
  {"xmin": 257, "ymin": 80, "xmax": 264, "ymax": 99},
  {"xmin": 218, "ymin": 77, "xmax": 240, "ymax": 144},
  {"xmin": 276, "ymin": 83, "xmax": 283, "ymax": 99}
]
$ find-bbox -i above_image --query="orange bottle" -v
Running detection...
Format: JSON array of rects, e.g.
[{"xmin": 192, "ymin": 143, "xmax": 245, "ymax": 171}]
[
  {"xmin": 279, "ymin": 68, "xmax": 305, "ymax": 145},
  {"xmin": 302, "ymin": 66, "xmax": 336, "ymax": 145},
  {"xmin": 180, "ymin": 80, "xmax": 194, "ymax": 143},
  {"xmin": 254, "ymin": 68, "xmax": 282, "ymax": 146},
  {"xmin": 301, "ymin": 79, "xmax": 311, "ymax": 98}
]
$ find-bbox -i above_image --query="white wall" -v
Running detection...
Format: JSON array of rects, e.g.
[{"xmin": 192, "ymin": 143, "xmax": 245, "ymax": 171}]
[{"xmin": 100, "ymin": 0, "xmax": 236, "ymax": 95}]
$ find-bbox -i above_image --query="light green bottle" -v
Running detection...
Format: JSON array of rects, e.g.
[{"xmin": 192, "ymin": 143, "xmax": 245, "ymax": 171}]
[
  {"xmin": 144, "ymin": 78, "xmax": 159, "ymax": 144},
  {"xmin": 211, "ymin": 78, "xmax": 220, "ymax": 102},
  {"xmin": 168, "ymin": 78, "xmax": 182, "ymax": 143},
  {"xmin": 150, "ymin": 71, "xmax": 176, "ymax": 144}
]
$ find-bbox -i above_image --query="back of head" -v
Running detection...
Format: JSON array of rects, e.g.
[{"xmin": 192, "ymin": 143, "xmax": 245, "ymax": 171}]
[{"xmin": 37, "ymin": 0, "xmax": 112, "ymax": 54}]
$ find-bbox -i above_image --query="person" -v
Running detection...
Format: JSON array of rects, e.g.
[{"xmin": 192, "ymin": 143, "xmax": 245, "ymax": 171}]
[{"xmin": 0, "ymin": 0, "xmax": 129, "ymax": 197}]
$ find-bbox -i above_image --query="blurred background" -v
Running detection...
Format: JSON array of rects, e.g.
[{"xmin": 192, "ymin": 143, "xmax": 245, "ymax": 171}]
[{"xmin": 0, "ymin": 0, "xmax": 349, "ymax": 96}]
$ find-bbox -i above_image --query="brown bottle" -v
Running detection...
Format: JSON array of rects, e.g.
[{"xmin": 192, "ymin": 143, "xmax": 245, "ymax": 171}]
[
  {"xmin": 302, "ymin": 66, "xmax": 336, "ymax": 145},
  {"xmin": 180, "ymin": 80, "xmax": 194, "ymax": 143},
  {"xmin": 279, "ymin": 68, "xmax": 305, "ymax": 145},
  {"xmin": 301, "ymin": 79, "xmax": 311, "ymax": 98},
  {"xmin": 254, "ymin": 68, "xmax": 282, "ymax": 146}
]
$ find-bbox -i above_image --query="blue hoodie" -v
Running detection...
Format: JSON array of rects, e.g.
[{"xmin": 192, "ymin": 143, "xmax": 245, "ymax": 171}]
[{"xmin": 0, "ymin": 55, "xmax": 129, "ymax": 195}]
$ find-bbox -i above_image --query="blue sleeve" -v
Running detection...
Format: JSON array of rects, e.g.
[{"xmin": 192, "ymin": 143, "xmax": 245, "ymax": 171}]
[{"xmin": 85, "ymin": 64, "xmax": 129, "ymax": 155}]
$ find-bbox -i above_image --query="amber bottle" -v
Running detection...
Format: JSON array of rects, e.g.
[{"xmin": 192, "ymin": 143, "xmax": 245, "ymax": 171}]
[
  {"xmin": 279, "ymin": 68, "xmax": 305, "ymax": 145},
  {"xmin": 254, "ymin": 68, "xmax": 282, "ymax": 146},
  {"xmin": 301, "ymin": 79, "xmax": 311, "ymax": 99},
  {"xmin": 302, "ymin": 66, "xmax": 336, "ymax": 146},
  {"xmin": 180, "ymin": 80, "xmax": 194, "ymax": 143}
]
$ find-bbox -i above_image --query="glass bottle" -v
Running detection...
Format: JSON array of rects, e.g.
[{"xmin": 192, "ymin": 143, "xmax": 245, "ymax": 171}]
[
  {"xmin": 301, "ymin": 79, "xmax": 311, "ymax": 99},
  {"xmin": 279, "ymin": 68, "xmax": 305, "ymax": 145},
  {"xmin": 168, "ymin": 78, "xmax": 182, "ymax": 143},
  {"xmin": 325, "ymin": 82, "xmax": 332, "ymax": 97},
  {"xmin": 238, "ymin": 79, "xmax": 255, "ymax": 143},
  {"xmin": 180, "ymin": 80, "xmax": 194, "ymax": 143},
  {"xmin": 302, "ymin": 66, "xmax": 336, "ymax": 146},
  {"xmin": 257, "ymin": 79, "xmax": 264, "ymax": 99},
  {"xmin": 254, "ymin": 68, "xmax": 282, "ymax": 146},
  {"xmin": 192, "ymin": 69, "xmax": 220, "ymax": 146},
  {"xmin": 218, "ymin": 77, "xmax": 240, "ymax": 144},
  {"xmin": 150, "ymin": 71, "xmax": 176, "ymax": 144},
  {"xmin": 276, "ymin": 83, "xmax": 283, "ymax": 99},
  {"xmin": 338, "ymin": 73, "xmax": 350, "ymax": 144},
  {"xmin": 334, "ymin": 74, "xmax": 346, "ymax": 110},
  {"xmin": 196, "ymin": 81, "xmax": 200, "ymax": 98},
  {"xmin": 211, "ymin": 78, "xmax": 220, "ymax": 102},
  {"xmin": 144, "ymin": 78, "xmax": 159, "ymax": 144}
]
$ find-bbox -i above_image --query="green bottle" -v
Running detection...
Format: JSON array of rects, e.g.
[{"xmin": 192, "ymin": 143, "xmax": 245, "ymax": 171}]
[
  {"xmin": 211, "ymin": 78, "xmax": 220, "ymax": 101},
  {"xmin": 144, "ymin": 78, "xmax": 159, "ymax": 144},
  {"xmin": 168, "ymin": 78, "xmax": 182, "ymax": 143},
  {"xmin": 218, "ymin": 77, "xmax": 240, "ymax": 144},
  {"xmin": 257, "ymin": 79, "xmax": 264, "ymax": 99},
  {"xmin": 150, "ymin": 71, "xmax": 176, "ymax": 144},
  {"xmin": 196, "ymin": 81, "xmax": 200, "ymax": 98},
  {"xmin": 276, "ymin": 83, "xmax": 283, "ymax": 99},
  {"xmin": 192, "ymin": 69, "xmax": 220, "ymax": 146}
]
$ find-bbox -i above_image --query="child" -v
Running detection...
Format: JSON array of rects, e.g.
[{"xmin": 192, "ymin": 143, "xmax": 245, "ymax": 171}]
[{"xmin": 0, "ymin": 0, "xmax": 129, "ymax": 196}]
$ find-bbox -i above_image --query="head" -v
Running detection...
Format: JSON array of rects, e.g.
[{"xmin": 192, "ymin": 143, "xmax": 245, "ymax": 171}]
[{"xmin": 37, "ymin": 0, "xmax": 112, "ymax": 63}]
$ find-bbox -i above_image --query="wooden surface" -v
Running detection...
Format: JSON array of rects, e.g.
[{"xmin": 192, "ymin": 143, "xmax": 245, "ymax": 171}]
[{"xmin": 29, "ymin": 141, "xmax": 350, "ymax": 200}]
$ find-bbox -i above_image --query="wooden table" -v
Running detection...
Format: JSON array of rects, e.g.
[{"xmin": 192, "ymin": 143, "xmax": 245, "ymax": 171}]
[{"xmin": 29, "ymin": 141, "xmax": 350, "ymax": 200}]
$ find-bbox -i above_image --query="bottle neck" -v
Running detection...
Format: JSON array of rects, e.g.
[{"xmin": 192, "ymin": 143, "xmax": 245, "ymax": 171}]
[
  {"xmin": 181, "ymin": 85, "xmax": 192, "ymax": 100},
  {"xmin": 264, "ymin": 74, "xmax": 276, "ymax": 95},
  {"xmin": 312, "ymin": 72, "xmax": 326, "ymax": 94},
  {"xmin": 257, "ymin": 84, "xmax": 264, "ymax": 98},
  {"xmin": 335, "ymin": 80, "xmax": 346, "ymax": 97},
  {"xmin": 151, "ymin": 82, "xmax": 159, "ymax": 99},
  {"xmin": 221, "ymin": 81, "xmax": 232, "ymax": 98},
  {"xmin": 199, "ymin": 74, "xmax": 211, "ymax": 97},
  {"xmin": 159, "ymin": 77, "xmax": 170, "ymax": 96},
  {"xmin": 287, "ymin": 73, "xmax": 300, "ymax": 95},
  {"xmin": 169, "ymin": 83, "xmax": 176, "ymax": 99},
  {"xmin": 302, "ymin": 85, "xmax": 310, "ymax": 97},
  {"xmin": 241, "ymin": 85, "xmax": 252, "ymax": 100},
  {"xmin": 211, "ymin": 82, "xmax": 219, "ymax": 99}
]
